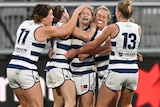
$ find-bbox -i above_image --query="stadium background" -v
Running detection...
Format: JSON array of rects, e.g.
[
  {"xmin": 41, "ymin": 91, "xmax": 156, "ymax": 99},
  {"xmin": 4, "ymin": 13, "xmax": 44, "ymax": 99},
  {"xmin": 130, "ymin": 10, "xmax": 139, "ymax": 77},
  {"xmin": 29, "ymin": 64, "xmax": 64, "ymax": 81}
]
[{"xmin": 0, "ymin": 0, "xmax": 160, "ymax": 107}]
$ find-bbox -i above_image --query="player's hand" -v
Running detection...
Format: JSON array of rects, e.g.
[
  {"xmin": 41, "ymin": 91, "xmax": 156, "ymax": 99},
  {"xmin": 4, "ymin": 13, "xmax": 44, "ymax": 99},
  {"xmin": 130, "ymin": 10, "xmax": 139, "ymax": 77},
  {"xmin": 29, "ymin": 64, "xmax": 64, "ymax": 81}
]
[
  {"xmin": 65, "ymin": 49, "xmax": 77, "ymax": 59},
  {"xmin": 74, "ymin": 5, "xmax": 90, "ymax": 14},
  {"xmin": 78, "ymin": 54, "xmax": 90, "ymax": 61},
  {"xmin": 137, "ymin": 53, "xmax": 143, "ymax": 62},
  {"xmin": 48, "ymin": 48, "xmax": 53, "ymax": 59},
  {"xmin": 90, "ymin": 23, "xmax": 96, "ymax": 29}
]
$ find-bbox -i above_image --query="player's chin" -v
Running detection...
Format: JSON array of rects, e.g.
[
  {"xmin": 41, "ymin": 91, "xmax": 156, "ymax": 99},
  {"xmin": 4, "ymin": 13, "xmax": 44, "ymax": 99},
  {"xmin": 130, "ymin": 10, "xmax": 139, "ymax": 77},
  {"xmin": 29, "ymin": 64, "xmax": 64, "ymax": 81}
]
[{"xmin": 97, "ymin": 24, "xmax": 103, "ymax": 28}]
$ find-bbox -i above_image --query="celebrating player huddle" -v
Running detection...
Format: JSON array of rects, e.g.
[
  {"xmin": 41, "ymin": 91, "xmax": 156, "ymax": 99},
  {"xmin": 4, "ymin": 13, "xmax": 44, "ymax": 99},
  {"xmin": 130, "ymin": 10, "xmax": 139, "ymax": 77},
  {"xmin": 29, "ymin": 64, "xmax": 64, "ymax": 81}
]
[{"xmin": 6, "ymin": 0, "xmax": 142, "ymax": 107}]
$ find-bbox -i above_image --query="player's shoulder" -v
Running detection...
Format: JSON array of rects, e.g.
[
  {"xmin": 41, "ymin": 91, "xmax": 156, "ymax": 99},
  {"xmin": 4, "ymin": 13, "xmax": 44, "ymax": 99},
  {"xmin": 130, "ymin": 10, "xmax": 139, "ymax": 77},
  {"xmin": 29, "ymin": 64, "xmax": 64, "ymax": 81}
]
[{"xmin": 106, "ymin": 23, "xmax": 119, "ymax": 32}]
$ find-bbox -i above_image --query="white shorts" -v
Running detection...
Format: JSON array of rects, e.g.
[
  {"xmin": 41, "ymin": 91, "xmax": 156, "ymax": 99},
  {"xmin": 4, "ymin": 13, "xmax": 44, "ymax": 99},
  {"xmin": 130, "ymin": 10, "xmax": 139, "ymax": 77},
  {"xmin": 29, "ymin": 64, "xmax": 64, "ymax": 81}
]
[
  {"xmin": 46, "ymin": 68, "xmax": 73, "ymax": 88},
  {"xmin": 98, "ymin": 77, "xmax": 103, "ymax": 89},
  {"xmin": 97, "ymin": 70, "xmax": 105, "ymax": 78},
  {"xmin": 6, "ymin": 68, "xmax": 40, "ymax": 89},
  {"xmin": 73, "ymin": 72, "xmax": 96, "ymax": 95},
  {"xmin": 97, "ymin": 69, "xmax": 110, "ymax": 89},
  {"xmin": 103, "ymin": 70, "xmax": 139, "ymax": 91}
]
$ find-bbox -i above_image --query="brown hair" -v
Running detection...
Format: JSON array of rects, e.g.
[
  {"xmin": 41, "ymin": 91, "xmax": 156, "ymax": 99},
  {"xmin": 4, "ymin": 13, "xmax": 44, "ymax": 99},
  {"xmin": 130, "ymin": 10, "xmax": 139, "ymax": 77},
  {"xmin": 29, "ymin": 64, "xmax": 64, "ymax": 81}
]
[
  {"xmin": 52, "ymin": 5, "xmax": 65, "ymax": 23},
  {"xmin": 117, "ymin": 0, "xmax": 133, "ymax": 19},
  {"xmin": 30, "ymin": 4, "xmax": 53, "ymax": 24},
  {"xmin": 88, "ymin": 6, "xmax": 94, "ymax": 17}
]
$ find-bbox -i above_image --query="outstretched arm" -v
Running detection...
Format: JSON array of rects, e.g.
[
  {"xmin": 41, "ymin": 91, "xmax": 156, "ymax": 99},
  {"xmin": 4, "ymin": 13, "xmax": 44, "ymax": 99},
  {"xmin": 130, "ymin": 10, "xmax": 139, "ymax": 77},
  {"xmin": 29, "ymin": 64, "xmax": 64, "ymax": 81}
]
[
  {"xmin": 65, "ymin": 24, "xmax": 116, "ymax": 59},
  {"xmin": 78, "ymin": 39, "xmax": 111, "ymax": 60},
  {"xmin": 35, "ymin": 5, "xmax": 89, "ymax": 42},
  {"xmin": 90, "ymin": 38, "xmax": 112, "ymax": 54}
]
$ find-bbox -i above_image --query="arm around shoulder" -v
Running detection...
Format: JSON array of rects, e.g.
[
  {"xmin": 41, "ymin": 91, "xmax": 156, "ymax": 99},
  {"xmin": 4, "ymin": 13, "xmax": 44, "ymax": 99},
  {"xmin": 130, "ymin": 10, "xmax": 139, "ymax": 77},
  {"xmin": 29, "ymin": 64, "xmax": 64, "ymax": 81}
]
[{"xmin": 72, "ymin": 24, "xmax": 96, "ymax": 42}]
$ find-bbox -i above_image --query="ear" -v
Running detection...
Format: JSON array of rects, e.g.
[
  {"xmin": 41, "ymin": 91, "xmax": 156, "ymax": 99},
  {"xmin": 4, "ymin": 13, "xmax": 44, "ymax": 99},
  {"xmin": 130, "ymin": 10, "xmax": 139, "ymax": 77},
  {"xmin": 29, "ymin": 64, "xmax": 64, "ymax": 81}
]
[
  {"xmin": 41, "ymin": 17, "xmax": 46, "ymax": 23},
  {"xmin": 62, "ymin": 12, "xmax": 66, "ymax": 18},
  {"xmin": 118, "ymin": 10, "xmax": 122, "ymax": 18}
]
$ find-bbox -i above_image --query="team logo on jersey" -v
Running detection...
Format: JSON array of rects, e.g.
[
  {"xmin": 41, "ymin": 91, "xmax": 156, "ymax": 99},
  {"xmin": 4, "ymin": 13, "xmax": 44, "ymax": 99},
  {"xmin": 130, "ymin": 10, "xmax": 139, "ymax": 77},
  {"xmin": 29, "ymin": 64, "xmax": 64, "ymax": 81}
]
[
  {"xmin": 15, "ymin": 47, "xmax": 27, "ymax": 53},
  {"xmin": 118, "ymin": 52, "xmax": 136, "ymax": 57}
]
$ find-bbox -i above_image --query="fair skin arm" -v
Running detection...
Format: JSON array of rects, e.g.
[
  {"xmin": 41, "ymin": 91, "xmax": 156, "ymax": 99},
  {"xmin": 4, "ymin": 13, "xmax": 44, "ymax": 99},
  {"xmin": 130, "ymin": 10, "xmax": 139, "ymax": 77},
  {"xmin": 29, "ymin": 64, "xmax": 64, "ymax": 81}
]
[
  {"xmin": 73, "ymin": 25, "xmax": 96, "ymax": 60},
  {"xmin": 73, "ymin": 24, "xmax": 111, "ymax": 60},
  {"xmin": 138, "ymin": 25, "xmax": 142, "ymax": 37},
  {"xmin": 65, "ymin": 23, "xmax": 142, "ymax": 59},
  {"xmin": 65, "ymin": 24, "xmax": 118, "ymax": 59},
  {"xmin": 137, "ymin": 25, "xmax": 143, "ymax": 62},
  {"xmin": 78, "ymin": 45, "xmax": 111, "ymax": 61},
  {"xmin": 78, "ymin": 38, "xmax": 112, "ymax": 60},
  {"xmin": 35, "ymin": 5, "xmax": 88, "ymax": 42},
  {"xmin": 72, "ymin": 23, "xmax": 97, "ymax": 42},
  {"xmin": 35, "ymin": 16, "xmax": 78, "ymax": 42},
  {"xmin": 92, "ymin": 38, "xmax": 112, "ymax": 54},
  {"xmin": 137, "ymin": 53, "xmax": 143, "ymax": 62},
  {"xmin": 74, "ymin": 25, "xmax": 111, "ymax": 60},
  {"xmin": 46, "ymin": 23, "xmax": 97, "ymax": 60},
  {"xmin": 48, "ymin": 48, "xmax": 53, "ymax": 59},
  {"xmin": 72, "ymin": 23, "xmax": 97, "ymax": 60},
  {"xmin": 77, "ymin": 24, "xmax": 118, "ymax": 53}
]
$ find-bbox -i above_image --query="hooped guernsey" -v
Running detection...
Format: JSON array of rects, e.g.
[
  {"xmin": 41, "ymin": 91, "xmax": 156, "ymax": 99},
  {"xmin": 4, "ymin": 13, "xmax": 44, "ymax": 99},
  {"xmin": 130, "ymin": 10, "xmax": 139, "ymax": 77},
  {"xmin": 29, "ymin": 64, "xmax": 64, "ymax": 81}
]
[
  {"xmin": 7, "ymin": 20, "xmax": 46, "ymax": 71},
  {"xmin": 108, "ymin": 22, "xmax": 140, "ymax": 73}
]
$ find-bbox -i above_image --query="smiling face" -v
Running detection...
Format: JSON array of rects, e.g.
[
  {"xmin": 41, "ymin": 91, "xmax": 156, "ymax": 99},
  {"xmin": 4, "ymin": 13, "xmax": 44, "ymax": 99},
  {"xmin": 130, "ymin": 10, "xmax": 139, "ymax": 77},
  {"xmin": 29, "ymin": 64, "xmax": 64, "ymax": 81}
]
[
  {"xmin": 95, "ymin": 8, "xmax": 109, "ymax": 31},
  {"xmin": 79, "ymin": 7, "xmax": 93, "ymax": 27}
]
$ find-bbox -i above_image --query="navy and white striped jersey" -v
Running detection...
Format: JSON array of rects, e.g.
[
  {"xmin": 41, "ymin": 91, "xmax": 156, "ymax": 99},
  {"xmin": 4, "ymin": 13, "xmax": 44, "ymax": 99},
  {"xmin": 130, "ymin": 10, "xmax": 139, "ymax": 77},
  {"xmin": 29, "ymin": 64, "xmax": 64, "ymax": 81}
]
[
  {"xmin": 108, "ymin": 22, "xmax": 140, "ymax": 73},
  {"xmin": 44, "ymin": 22, "xmax": 71, "ymax": 71},
  {"xmin": 70, "ymin": 26, "xmax": 99, "ymax": 75},
  {"xmin": 7, "ymin": 20, "xmax": 46, "ymax": 71},
  {"xmin": 94, "ymin": 26, "xmax": 110, "ymax": 72}
]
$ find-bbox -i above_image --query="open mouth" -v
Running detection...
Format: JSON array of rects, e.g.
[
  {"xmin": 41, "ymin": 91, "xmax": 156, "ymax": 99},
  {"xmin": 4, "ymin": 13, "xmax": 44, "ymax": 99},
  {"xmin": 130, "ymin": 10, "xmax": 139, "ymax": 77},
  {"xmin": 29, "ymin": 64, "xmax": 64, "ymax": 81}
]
[
  {"xmin": 83, "ymin": 18, "xmax": 89, "ymax": 21},
  {"xmin": 97, "ymin": 21, "xmax": 103, "ymax": 24}
]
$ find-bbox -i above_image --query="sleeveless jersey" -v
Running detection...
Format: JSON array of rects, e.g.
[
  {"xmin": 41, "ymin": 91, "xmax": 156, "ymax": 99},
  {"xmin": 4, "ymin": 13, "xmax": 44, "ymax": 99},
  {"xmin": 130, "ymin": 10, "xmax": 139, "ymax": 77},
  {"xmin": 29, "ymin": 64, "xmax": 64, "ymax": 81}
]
[
  {"xmin": 7, "ymin": 20, "xmax": 46, "ymax": 71},
  {"xmin": 94, "ymin": 26, "xmax": 110, "ymax": 72},
  {"xmin": 108, "ymin": 22, "xmax": 140, "ymax": 73},
  {"xmin": 70, "ymin": 26, "xmax": 99, "ymax": 75},
  {"xmin": 44, "ymin": 22, "xmax": 71, "ymax": 71}
]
